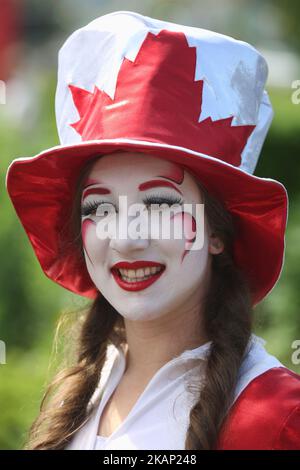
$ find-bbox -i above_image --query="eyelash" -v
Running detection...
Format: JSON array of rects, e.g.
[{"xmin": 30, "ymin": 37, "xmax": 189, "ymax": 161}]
[{"xmin": 81, "ymin": 194, "xmax": 183, "ymax": 217}]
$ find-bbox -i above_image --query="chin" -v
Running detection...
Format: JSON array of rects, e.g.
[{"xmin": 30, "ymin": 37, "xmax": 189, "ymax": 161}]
[{"xmin": 119, "ymin": 306, "xmax": 165, "ymax": 322}]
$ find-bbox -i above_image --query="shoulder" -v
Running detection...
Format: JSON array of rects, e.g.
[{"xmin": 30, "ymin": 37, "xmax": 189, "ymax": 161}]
[{"xmin": 216, "ymin": 366, "xmax": 300, "ymax": 450}]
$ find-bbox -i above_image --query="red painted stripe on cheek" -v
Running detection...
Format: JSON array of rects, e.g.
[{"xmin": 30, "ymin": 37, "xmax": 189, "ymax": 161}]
[
  {"xmin": 82, "ymin": 218, "xmax": 95, "ymax": 266},
  {"xmin": 180, "ymin": 212, "xmax": 197, "ymax": 263}
]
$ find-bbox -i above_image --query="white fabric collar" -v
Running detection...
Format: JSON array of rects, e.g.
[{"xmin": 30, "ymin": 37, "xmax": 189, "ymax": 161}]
[{"xmin": 65, "ymin": 333, "xmax": 284, "ymax": 449}]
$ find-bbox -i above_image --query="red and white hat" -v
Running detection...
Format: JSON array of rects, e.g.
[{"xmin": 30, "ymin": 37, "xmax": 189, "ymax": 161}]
[{"xmin": 5, "ymin": 10, "xmax": 288, "ymax": 305}]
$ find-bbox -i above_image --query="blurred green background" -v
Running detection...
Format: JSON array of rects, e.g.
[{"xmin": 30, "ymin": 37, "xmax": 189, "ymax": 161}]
[{"xmin": 0, "ymin": 0, "xmax": 300, "ymax": 450}]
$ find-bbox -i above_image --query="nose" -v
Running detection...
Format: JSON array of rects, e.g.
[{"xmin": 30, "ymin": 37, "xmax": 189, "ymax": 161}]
[
  {"xmin": 109, "ymin": 208, "xmax": 150, "ymax": 254},
  {"xmin": 109, "ymin": 234, "xmax": 150, "ymax": 254}
]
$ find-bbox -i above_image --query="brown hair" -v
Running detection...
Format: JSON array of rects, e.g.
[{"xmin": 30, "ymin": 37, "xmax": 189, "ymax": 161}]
[{"xmin": 24, "ymin": 153, "xmax": 253, "ymax": 450}]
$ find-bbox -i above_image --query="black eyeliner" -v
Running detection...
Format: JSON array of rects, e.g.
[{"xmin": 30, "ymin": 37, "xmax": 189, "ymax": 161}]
[{"xmin": 81, "ymin": 193, "xmax": 184, "ymax": 217}]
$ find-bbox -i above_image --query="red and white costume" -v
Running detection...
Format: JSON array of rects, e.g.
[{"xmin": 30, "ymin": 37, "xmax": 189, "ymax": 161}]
[
  {"xmin": 5, "ymin": 11, "xmax": 299, "ymax": 450},
  {"xmin": 63, "ymin": 335, "xmax": 300, "ymax": 450}
]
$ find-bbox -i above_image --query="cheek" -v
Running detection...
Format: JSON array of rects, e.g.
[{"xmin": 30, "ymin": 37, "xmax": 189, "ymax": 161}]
[
  {"xmin": 172, "ymin": 211, "xmax": 197, "ymax": 263},
  {"xmin": 82, "ymin": 219, "xmax": 95, "ymax": 265},
  {"xmin": 181, "ymin": 212, "xmax": 196, "ymax": 242},
  {"xmin": 81, "ymin": 218, "xmax": 107, "ymax": 266},
  {"xmin": 82, "ymin": 219, "xmax": 94, "ymax": 246}
]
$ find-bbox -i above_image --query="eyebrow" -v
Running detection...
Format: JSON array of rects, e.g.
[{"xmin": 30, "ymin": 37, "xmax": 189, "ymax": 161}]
[
  {"xmin": 82, "ymin": 172, "xmax": 184, "ymax": 200},
  {"xmin": 138, "ymin": 179, "xmax": 183, "ymax": 195},
  {"xmin": 82, "ymin": 187, "xmax": 111, "ymax": 200}
]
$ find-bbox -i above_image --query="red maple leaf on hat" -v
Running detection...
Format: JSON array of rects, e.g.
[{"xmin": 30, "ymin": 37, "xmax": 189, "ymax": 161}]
[{"xmin": 68, "ymin": 30, "xmax": 255, "ymax": 167}]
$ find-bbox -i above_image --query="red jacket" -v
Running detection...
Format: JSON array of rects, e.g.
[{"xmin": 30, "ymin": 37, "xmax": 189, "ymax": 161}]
[{"xmin": 216, "ymin": 367, "xmax": 300, "ymax": 450}]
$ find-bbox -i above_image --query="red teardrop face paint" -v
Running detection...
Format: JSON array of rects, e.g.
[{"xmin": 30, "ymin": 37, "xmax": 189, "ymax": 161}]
[
  {"xmin": 81, "ymin": 218, "xmax": 95, "ymax": 266},
  {"xmin": 80, "ymin": 151, "xmax": 210, "ymax": 322},
  {"xmin": 180, "ymin": 212, "xmax": 197, "ymax": 263}
]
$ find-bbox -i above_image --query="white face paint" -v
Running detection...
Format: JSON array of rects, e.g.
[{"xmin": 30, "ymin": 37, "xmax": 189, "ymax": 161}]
[{"xmin": 80, "ymin": 151, "xmax": 212, "ymax": 322}]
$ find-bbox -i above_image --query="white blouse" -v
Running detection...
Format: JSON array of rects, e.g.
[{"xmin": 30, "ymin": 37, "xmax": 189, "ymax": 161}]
[
  {"xmin": 65, "ymin": 334, "xmax": 283, "ymax": 450},
  {"xmin": 94, "ymin": 435, "xmax": 108, "ymax": 450}
]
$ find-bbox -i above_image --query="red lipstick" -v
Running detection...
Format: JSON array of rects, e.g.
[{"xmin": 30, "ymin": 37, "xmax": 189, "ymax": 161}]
[
  {"xmin": 111, "ymin": 260, "xmax": 164, "ymax": 270},
  {"xmin": 110, "ymin": 260, "xmax": 165, "ymax": 292}
]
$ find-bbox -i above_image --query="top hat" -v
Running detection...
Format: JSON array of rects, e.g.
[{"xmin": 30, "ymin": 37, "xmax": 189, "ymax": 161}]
[{"xmin": 5, "ymin": 10, "xmax": 288, "ymax": 305}]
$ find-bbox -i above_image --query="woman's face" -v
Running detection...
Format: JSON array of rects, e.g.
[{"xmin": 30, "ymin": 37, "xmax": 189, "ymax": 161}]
[{"xmin": 80, "ymin": 151, "xmax": 222, "ymax": 321}]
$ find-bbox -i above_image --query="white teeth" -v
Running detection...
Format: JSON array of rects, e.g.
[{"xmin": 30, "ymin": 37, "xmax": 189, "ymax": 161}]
[
  {"xmin": 127, "ymin": 270, "xmax": 135, "ymax": 279},
  {"xmin": 117, "ymin": 266, "xmax": 164, "ymax": 282}
]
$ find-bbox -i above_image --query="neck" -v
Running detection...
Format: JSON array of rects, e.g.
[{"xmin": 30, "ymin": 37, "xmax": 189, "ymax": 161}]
[{"xmin": 122, "ymin": 304, "xmax": 209, "ymax": 380}]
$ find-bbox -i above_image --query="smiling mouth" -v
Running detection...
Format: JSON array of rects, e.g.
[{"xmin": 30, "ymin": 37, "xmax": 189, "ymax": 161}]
[
  {"xmin": 113, "ymin": 266, "xmax": 164, "ymax": 282},
  {"xmin": 110, "ymin": 265, "xmax": 166, "ymax": 291}
]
